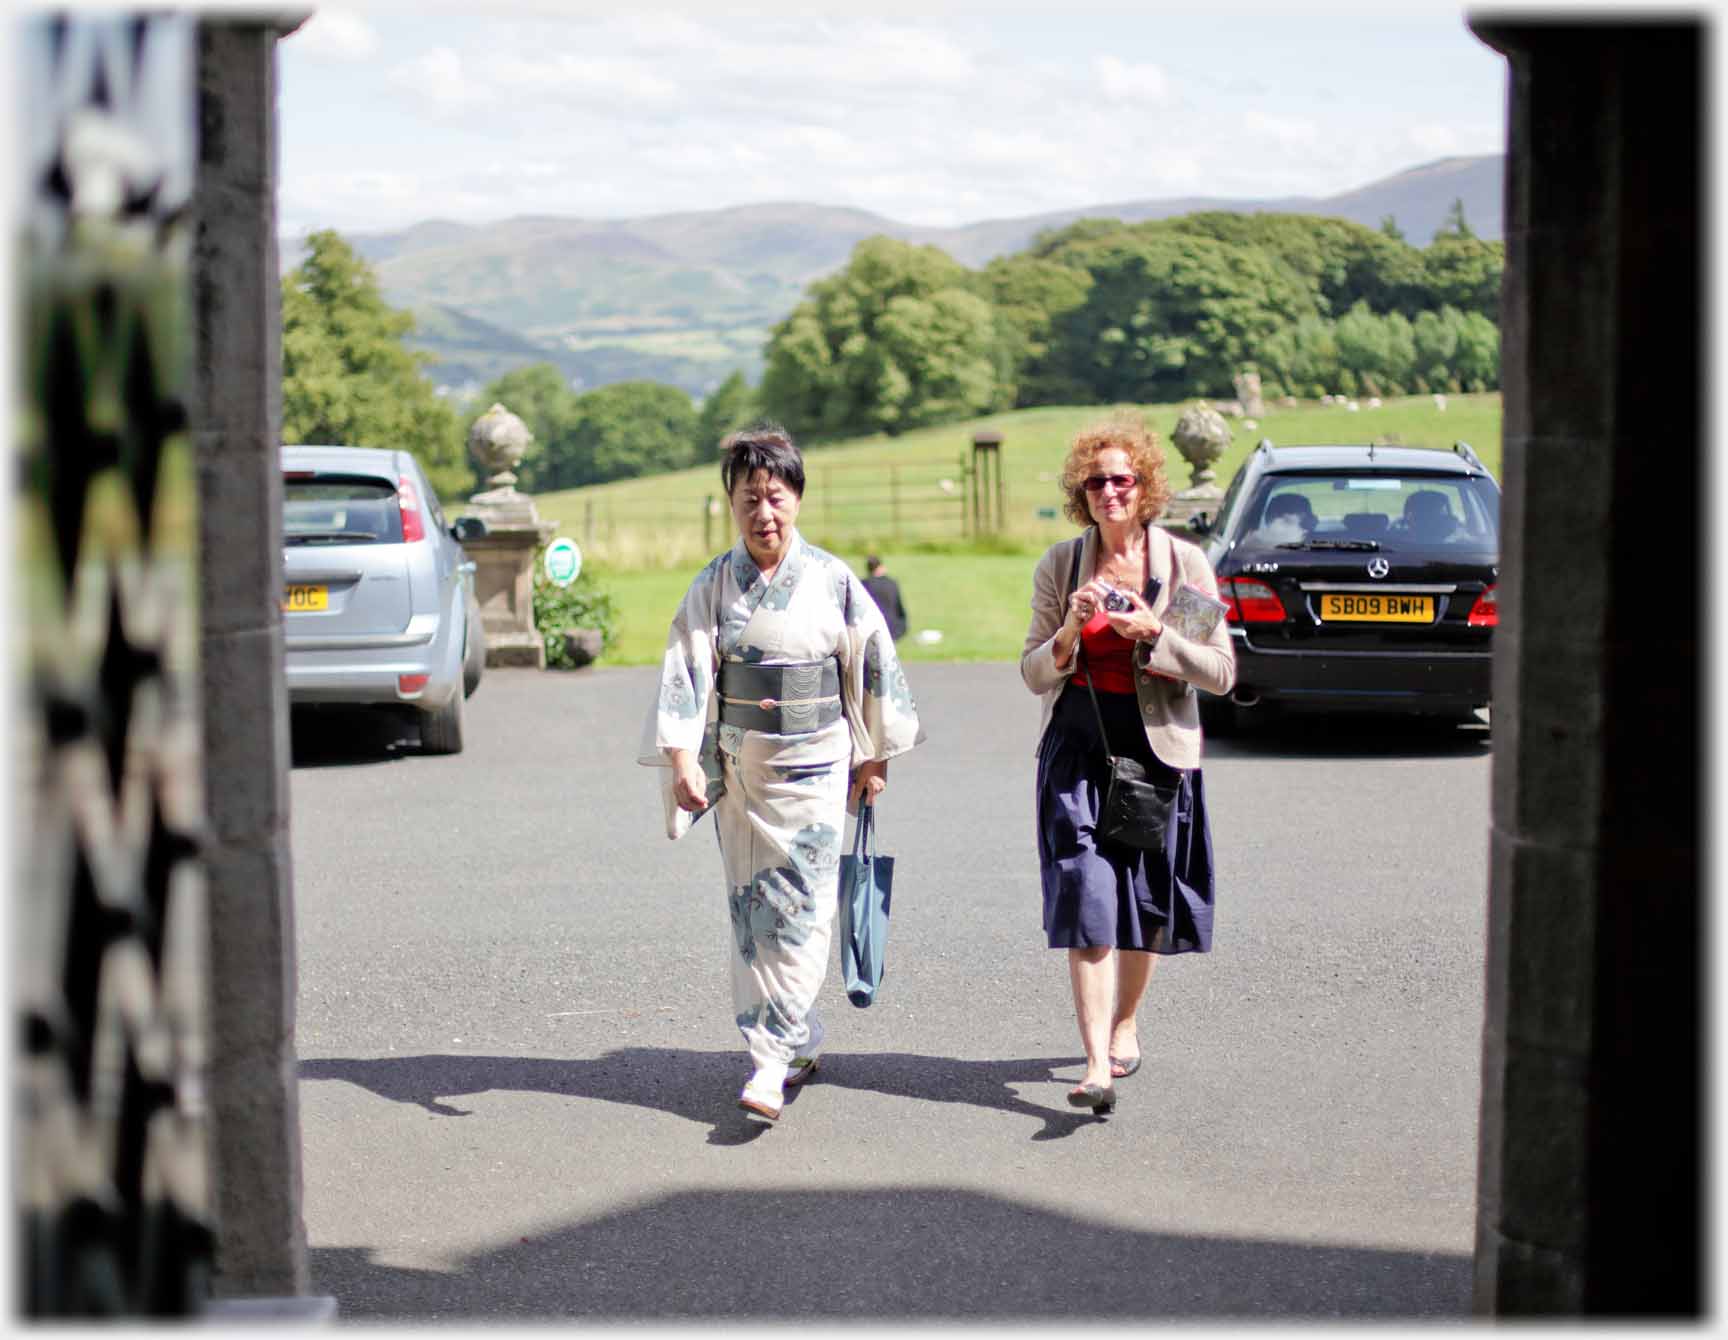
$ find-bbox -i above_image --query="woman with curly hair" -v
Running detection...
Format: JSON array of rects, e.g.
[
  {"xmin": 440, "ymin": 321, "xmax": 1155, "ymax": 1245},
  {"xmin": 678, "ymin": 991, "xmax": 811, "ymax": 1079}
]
[{"xmin": 1020, "ymin": 412, "xmax": 1235, "ymax": 1114}]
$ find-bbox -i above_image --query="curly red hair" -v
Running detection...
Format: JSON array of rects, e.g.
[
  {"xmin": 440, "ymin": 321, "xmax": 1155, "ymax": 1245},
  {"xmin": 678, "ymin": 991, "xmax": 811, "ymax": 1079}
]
[{"xmin": 1059, "ymin": 411, "xmax": 1172, "ymax": 527}]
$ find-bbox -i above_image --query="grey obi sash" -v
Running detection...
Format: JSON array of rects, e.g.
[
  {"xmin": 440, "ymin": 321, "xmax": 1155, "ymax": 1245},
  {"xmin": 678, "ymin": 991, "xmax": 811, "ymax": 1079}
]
[{"xmin": 717, "ymin": 658, "xmax": 842, "ymax": 734}]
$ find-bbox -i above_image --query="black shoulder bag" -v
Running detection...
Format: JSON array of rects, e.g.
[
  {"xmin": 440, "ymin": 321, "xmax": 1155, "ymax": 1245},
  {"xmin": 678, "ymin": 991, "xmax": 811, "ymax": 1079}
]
[{"xmin": 1066, "ymin": 535, "xmax": 1180, "ymax": 852}]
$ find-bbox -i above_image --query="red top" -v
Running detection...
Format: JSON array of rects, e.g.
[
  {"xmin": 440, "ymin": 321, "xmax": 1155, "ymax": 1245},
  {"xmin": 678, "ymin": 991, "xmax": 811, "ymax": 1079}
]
[{"xmin": 1072, "ymin": 611, "xmax": 1137, "ymax": 694}]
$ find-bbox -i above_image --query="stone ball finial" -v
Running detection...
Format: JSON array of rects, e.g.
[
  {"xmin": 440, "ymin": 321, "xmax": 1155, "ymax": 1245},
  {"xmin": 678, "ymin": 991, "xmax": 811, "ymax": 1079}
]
[
  {"xmin": 1171, "ymin": 401, "xmax": 1233, "ymax": 489},
  {"xmin": 468, "ymin": 402, "xmax": 533, "ymax": 490}
]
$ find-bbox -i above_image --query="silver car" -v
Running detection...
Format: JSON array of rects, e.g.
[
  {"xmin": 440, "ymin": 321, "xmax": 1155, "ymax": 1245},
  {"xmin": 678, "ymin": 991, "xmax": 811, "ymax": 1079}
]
[{"xmin": 281, "ymin": 445, "xmax": 486, "ymax": 754}]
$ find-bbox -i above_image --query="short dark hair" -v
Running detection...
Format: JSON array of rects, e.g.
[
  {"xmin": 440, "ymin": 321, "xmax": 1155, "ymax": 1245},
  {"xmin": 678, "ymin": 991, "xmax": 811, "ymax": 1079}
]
[
  {"xmin": 720, "ymin": 422, "xmax": 804, "ymax": 497},
  {"xmin": 866, "ymin": 555, "xmax": 883, "ymax": 573}
]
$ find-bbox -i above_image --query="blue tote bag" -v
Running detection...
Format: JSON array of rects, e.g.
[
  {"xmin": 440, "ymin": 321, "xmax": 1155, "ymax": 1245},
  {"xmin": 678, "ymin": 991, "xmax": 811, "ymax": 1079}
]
[{"xmin": 838, "ymin": 800, "xmax": 894, "ymax": 1008}]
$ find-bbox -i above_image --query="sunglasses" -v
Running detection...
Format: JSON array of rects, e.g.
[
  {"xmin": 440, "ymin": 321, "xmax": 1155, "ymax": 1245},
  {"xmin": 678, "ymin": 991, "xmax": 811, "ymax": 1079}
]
[{"xmin": 1082, "ymin": 473, "xmax": 1139, "ymax": 493}]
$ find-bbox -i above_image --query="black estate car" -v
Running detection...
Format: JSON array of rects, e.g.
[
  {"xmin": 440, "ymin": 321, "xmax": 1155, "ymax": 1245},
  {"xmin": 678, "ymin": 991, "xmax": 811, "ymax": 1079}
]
[{"xmin": 1190, "ymin": 440, "xmax": 1499, "ymax": 729}]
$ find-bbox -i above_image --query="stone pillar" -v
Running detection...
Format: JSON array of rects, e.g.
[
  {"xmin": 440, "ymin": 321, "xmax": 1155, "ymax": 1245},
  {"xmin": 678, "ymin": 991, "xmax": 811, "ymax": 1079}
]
[
  {"xmin": 463, "ymin": 513, "xmax": 557, "ymax": 667},
  {"xmin": 1467, "ymin": 18, "xmax": 1700, "ymax": 1316},
  {"xmin": 462, "ymin": 403, "xmax": 556, "ymax": 667},
  {"xmin": 192, "ymin": 14, "xmax": 313, "ymax": 1300}
]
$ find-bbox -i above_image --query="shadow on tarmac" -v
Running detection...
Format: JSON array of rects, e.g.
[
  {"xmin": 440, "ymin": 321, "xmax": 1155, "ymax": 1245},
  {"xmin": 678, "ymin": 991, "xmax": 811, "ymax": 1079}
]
[
  {"xmin": 289, "ymin": 704, "xmax": 416, "ymax": 768},
  {"xmin": 1204, "ymin": 711, "xmax": 1492, "ymax": 761},
  {"xmin": 301, "ymin": 1049, "xmax": 1109, "ymax": 1146},
  {"xmin": 308, "ymin": 1185, "xmax": 1471, "ymax": 1320}
]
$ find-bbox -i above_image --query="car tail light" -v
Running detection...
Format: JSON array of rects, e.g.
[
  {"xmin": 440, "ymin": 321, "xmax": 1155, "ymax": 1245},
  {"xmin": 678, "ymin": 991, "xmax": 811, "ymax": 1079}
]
[
  {"xmin": 398, "ymin": 673, "xmax": 429, "ymax": 697},
  {"xmin": 1217, "ymin": 575, "xmax": 1286, "ymax": 623},
  {"xmin": 397, "ymin": 474, "xmax": 425, "ymax": 542},
  {"xmin": 1467, "ymin": 584, "xmax": 1498, "ymax": 627}
]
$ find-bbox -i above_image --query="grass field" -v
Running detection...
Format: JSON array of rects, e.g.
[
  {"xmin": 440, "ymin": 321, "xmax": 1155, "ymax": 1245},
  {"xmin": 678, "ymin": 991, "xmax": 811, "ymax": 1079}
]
[
  {"xmin": 541, "ymin": 393, "xmax": 1503, "ymax": 666},
  {"xmin": 594, "ymin": 549, "xmax": 1041, "ymax": 665}
]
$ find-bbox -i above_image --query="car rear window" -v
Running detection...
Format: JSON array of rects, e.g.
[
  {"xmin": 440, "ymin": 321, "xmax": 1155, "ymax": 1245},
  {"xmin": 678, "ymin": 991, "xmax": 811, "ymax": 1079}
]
[
  {"xmin": 283, "ymin": 476, "xmax": 402, "ymax": 544},
  {"xmin": 1238, "ymin": 474, "xmax": 1499, "ymax": 551}
]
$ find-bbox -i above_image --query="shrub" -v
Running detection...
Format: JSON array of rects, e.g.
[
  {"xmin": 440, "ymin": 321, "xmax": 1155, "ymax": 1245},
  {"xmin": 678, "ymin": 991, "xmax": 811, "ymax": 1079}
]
[{"xmin": 532, "ymin": 550, "xmax": 618, "ymax": 669}]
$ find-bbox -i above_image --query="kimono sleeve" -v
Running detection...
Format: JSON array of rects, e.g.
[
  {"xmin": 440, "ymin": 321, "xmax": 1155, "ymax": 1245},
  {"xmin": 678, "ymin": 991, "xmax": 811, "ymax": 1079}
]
[
  {"xmin": 635, "ymin": 562, "xmax": 721, "ymax": 768},
  {"xmin": 637, "ymin": 562, "xmax": 726, "ymax": 840},
  {"xmin": 837, "ymin": 569, "xmax": 925, "ymax": 769}
]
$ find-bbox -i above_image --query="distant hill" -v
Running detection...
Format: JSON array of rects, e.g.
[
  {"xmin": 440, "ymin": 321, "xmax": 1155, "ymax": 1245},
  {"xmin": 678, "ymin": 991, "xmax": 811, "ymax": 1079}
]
[{"xmin": 282, "ymin": 155, "xmax": 1501, "ymax": 401}]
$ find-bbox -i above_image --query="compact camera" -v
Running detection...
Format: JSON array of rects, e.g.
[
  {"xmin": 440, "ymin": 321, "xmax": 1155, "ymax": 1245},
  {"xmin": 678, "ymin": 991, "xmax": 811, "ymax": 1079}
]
[{"xmin": 1101, "ymin": 585, "xmax": 1136, "ymax": 614}]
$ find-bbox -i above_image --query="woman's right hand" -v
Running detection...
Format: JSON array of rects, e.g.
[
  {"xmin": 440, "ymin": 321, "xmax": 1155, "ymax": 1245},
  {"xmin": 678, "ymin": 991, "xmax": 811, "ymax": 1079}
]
[
  {"xmin": 1066, "ymin": 577, "xmax": 1111, "ymax": 629},
  {"xmin": 668, "ymin": 748, "xmax": 709, "ymax": 812}
]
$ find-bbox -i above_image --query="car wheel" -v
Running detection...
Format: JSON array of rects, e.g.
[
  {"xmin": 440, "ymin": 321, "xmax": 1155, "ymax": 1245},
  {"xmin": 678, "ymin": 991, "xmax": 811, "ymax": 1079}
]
[
  {"xmin": 462, "ymin": 600, "xmax": 485, "ymax": 698},
  {"xmin": 420, "ymin": 689, "xmax": 465, "ymax": 755}
]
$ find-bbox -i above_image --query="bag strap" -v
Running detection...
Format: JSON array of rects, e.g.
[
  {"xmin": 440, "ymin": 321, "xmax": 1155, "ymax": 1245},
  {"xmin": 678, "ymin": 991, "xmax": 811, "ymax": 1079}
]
[
  {"xmin": 851, "ymin": 798, "xmax": 874, "ymax": 858},
  {"xmin": 1065, "ymin": 531, "xmax": 1123, "ymax": 766}
]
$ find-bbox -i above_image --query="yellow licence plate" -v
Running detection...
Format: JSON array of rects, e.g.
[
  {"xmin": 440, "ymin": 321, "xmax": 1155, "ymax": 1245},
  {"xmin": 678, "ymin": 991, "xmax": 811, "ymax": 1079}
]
[
  {"xmin": 1319, "ymin": 593, "xmax": 1434, "ymax": 623},
  {"xmin": 283, "ymin": 584, "xmax": 329, "ymax": 612}
]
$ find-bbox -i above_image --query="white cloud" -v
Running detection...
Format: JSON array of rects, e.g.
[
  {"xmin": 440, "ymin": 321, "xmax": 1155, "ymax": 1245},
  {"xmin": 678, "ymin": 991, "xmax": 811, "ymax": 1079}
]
[
  {"xmin": 480, "ymin": 49, "xmax": 681, "ymax": 105},
  {"xmin": 1244, "ymin": 111, "xmax": 1320, "ymax": 149},
  {"xmin": 292, "ymin": 8, "xmax": 379, "ymax": 61},
  {"xmin": 278, "ymin": 8, "xmax": 1509, "ymax": 233},
  {"xmin": 1095, "ymin": 55, "xmax": 1171, "ymax": 104},
  {"xmin": 387, "ymin": 47, "xmax": 487, "ymax": 111}
]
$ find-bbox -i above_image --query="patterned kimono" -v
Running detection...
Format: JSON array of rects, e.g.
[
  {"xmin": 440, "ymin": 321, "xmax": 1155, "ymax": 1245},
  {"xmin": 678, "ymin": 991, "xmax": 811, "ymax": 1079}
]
[{"xmin": 638, "ymin": 531, "xmax": 924, "ymax": 1075}]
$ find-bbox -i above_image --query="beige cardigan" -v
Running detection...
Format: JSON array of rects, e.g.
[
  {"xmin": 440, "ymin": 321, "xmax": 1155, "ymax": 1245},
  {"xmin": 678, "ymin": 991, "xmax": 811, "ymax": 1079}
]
[{"xmin": 1020, "ymin": 525, "xmax": 1236, "ymax": 771}]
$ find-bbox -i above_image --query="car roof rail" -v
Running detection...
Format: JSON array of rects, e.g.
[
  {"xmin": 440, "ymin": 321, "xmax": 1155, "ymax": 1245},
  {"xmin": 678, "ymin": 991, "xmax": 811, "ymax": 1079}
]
[
  {"xmin": 1255, "ymin": 437, "xmax": 1274, "ymax": 455},
  {"xmin": 1452, "ymin": 440, "xmax": 1484, "ymax": 471}
]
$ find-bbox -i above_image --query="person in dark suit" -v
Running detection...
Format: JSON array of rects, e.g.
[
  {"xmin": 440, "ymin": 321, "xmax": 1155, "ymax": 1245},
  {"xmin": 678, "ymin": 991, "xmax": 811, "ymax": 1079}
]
[{"xmin": 861, "ymin": 556, "xmax": 908, "ymax": 641}]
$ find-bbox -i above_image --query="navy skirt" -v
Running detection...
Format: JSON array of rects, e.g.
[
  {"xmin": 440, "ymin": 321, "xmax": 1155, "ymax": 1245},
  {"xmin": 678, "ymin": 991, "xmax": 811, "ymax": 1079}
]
[{"xmin": 1036, "ymin": 682, "xmax": 1215, "ymax": 953}]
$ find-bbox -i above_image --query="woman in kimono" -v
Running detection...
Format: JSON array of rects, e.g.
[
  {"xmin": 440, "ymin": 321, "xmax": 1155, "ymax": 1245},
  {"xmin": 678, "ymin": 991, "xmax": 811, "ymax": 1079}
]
[
  {"xmin": 1021, "ymin": 413, "xmax": 1234, "ymax": 1114},
  {"xmin": 639, "ymin": 423, "xmax": 923, "ymax": 1122}
]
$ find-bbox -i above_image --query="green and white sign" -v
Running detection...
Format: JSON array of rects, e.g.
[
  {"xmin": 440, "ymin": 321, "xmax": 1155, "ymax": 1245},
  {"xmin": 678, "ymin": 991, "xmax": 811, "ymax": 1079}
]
[{"xmin": 544, "ymin": 538, "xmax": 582, "ymax": 586}]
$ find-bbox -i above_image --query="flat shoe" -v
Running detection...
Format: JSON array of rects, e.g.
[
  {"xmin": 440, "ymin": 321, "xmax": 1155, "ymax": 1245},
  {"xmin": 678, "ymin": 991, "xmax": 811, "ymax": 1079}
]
[
  {"xmin": 1109, "ymin": 1054, "xmax": 1142, "ymax": 1080},
  {"xmin": 783, "ymin": 1056, "xmax": 820, "ymax": 1089},
  {"xmin": 1066, "ymin": 1082, "xmax": 1116, "ymax": 1114},
  {"xmin": 738, "ymin": 1077, "xmax": 783, "ymax": 1121}
]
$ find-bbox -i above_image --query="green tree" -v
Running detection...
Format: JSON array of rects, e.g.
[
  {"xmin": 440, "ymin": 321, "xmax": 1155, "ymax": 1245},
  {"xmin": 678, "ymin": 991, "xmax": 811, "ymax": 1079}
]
[
  {"xmin": 759, "ymin": 236, "xmax": 1009, "ymax": 439},
  {"xmin": 1035, "ymin": 230, "xmax": 1317, "ymax": 403},
  {"xmin": 1152, "ymin": 211, "xmax": 1429, "ymax": 319},
  {"xmin": 281, "ymin": 229, "xmax": 466, "ymax": 496},
  {"xmin": 1379, "ymin": 214, "xmax": 1407, "ymax": 243},
  {"xmin": 1434, "ymin": 197, "xmax": 1478, "ymax": 241},
  {"xmin": 1423, "ymin": 236, "xmax": 1504, "ymax": 320},
  {"xmin": 567, "ymin": 381, "xmax": 700, "ymax": 485},
  {"xmin": 1412, "ymin": 307, "xmax": 1462, "ymax": 391},
  {"xmin": 982, "ymin": 252, "xmax": 1097, "ymax": 405},
  {"xmin": 694, "ymin": 371, "xmax": 757, "ymax": 455},
  {"xmin": 1452, "ymin": 311, "xmax": 1501, "ymax": 391}
]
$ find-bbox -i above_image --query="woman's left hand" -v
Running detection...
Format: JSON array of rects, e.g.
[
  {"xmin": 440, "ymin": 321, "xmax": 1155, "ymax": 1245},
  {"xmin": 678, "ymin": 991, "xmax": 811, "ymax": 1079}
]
[
  {"xmin": 1102, "ymin": 587, "xmax": 1163, "ymax": 643},
  {"xmin": 849, "ymin": 759, "xmax": 888, "ymax": 812}
]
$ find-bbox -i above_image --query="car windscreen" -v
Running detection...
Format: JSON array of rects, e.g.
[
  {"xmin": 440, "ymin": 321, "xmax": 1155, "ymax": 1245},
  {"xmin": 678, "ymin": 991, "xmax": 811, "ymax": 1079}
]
[
  {"xmin": 283, "ymin": 476, "xmax": 402, "ymax": 545},
  {"xmin": 1237, "ymin": 474, "xmax": 1499, "ymax": 552}
]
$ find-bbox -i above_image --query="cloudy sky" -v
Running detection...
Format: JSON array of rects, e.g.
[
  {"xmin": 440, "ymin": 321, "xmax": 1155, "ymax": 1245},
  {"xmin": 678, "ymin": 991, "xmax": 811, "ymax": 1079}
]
[{"xmin": 278, "ymin": 1, "xmax": 1510, "ymax": 238}]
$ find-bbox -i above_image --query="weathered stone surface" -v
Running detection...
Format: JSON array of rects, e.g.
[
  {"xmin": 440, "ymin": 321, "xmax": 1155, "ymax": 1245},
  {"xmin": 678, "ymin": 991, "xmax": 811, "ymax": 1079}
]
[
  {"xmin": 1170, "ymin": 402, "xmax": 1232, "ymax": 490},
  {"xmin": 195, "ymin": 18, "xmax": 310, "ymax": 1297},
  {"xmin": 463, "ymin": 523, "xmax": 556, "ymax": 670},
  {"xmin": 1232, "ymin": 369, "xmax": 1266, "ymax": 417},
  {"xmin": 468, "ymin": 401, "xmax": 533, "ymax": 489},
  {"xmin": 1469, "ymin": 17, "xmax": 1701, "ymax": 1317}
]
